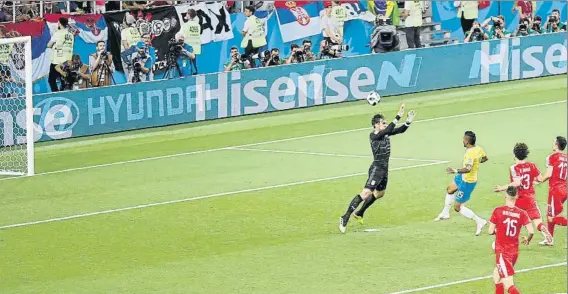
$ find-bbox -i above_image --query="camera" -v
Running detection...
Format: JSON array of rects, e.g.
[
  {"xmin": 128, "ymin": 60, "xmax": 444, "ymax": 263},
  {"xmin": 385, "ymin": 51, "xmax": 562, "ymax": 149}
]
[
  {"xmin": 329, "ymin": 44, "xmax": 349, "ymax": 52},
  {"xmin": 100, "ymin": 51, "xmax": 108, "ymax": 59},
  {"xmin": 63, "ymin": 64, "xmax": 82, "ymax": 90},
  {"xmin": 549, "ymin": 15, "xmax": 558, "ymax": 23},
  {"xmin": 369, "ymin": 21, "xmax": 399, "ymax": 53}
]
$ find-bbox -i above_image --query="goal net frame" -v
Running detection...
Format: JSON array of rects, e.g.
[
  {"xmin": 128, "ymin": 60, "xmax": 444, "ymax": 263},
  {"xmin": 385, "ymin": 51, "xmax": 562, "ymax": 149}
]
[{"xmin": 0, "ymin": 36, "xmax": 34, "ymax": 176}]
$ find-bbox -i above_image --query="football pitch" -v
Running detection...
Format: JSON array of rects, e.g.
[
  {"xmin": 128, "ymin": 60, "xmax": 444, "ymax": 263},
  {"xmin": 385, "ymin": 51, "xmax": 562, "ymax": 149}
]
[{"xmin": 1, "ymin": 76, "xmax": 567, "ymax": 293}]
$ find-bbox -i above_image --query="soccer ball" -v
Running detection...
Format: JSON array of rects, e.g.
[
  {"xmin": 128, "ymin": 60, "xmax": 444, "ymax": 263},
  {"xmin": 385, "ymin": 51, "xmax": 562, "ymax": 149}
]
[{"xmin": 366, "ymin": 91, "xmax": 381, "ymax": 106}]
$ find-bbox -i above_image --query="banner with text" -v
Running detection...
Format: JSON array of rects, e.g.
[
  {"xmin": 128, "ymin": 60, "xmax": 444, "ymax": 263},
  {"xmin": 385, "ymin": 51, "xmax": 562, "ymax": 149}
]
[
  {"xmin": 175, "ymin": 2, "xmax": 234, "ymax": 45},
  {"xmin": 103, "ymin": 6, "xmax": 181, "ymax": 74},
  {"xmin": 3, "ymin": 33, "xmax": 564, "ymax": 146}
]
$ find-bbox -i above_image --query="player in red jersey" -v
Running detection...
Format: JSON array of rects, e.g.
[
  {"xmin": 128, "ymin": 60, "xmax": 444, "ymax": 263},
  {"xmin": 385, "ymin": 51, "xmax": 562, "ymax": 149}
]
[
  {"xmin": 536, "ymin": 136, "xmax": 567, "ymax": 246},
  {"xmin": 489, "ymin": 186, "xmax": 534, "ymax": 294},
  {"xmin": 494, "ymin": 143, "xmax": 553, "ymax": 244}
]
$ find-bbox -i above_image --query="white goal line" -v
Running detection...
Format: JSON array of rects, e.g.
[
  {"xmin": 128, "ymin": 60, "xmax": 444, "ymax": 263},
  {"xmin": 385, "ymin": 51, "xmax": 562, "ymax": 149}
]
[
  {"xmin": 228, "ymin": 147, "xmax": 448, "ymax": 163},
  {"xmin": 388, "ymin": 261, "xmax": 567, "ymax": 294}
]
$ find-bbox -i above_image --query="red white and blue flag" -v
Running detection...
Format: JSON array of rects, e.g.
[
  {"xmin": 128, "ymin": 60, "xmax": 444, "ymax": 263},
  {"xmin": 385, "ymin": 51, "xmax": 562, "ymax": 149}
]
[
  {"xmin": 274, "ymin": 0, "xmax": 323, "ymax": 42},
  {"xmin": 44, "ymin": 14, "xmax": 108, "ymax": 43},
  {"xmin": 2, "ymin": 20, "xmax": 52, "ymax": 81}
]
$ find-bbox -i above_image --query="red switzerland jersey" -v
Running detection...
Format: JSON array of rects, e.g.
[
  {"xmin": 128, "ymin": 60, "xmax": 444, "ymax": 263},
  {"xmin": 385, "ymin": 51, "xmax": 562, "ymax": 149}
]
[
  {"xmin": 509, "ymin": 162, "xmax": 540, "ymax": 199},
  {"xmin": 490, "ymin": 206, "xmax": 531, "ymax": 254},
  {"xmin": 546, "ymin": 152, "xmax": 568, "ymax": 191}
]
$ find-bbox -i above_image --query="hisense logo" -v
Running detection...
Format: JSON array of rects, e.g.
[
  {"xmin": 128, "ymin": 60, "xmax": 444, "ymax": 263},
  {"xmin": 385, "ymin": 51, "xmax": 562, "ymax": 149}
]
[{"xmin": 471, "ymin": 37, "xmax": 567, "ymax": 83}]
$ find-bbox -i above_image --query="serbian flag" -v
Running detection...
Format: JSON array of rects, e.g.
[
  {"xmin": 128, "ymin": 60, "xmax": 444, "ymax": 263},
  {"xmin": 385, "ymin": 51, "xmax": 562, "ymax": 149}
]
[
  {"xmin": 1, "ymin": 20, "xmax": 52, "ymax": 81},
  {"xmin": 44, "ymin": 13, "xmax": 108, "ymax": 43},
  {"xmin": 274, "ymin": 0, "xmax": 323, "ymax": 42}
]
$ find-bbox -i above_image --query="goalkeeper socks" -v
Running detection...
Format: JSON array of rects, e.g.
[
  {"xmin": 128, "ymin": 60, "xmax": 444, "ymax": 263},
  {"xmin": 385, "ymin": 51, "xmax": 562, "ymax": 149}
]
[
  {"xmin": 495, "ymin": 283, "xmax": 504, "ymax": 294},
  {"xmin": 342, "ymin": 195, "xmax": 363, "ymax": 219},
  {"xmin": 441, "ymin": 193, "xmax": 454, "ymax": 216},
  {"xmin": 355, "ymin": 195, "xmax": 377, "ymax": 218},
  {"xmin": 553, "ymin": 216, "xmax": 568, "ymax": 226},
  {"xmin": 507, "ymin": 285, "xmax": 520, "ymax": 294}
]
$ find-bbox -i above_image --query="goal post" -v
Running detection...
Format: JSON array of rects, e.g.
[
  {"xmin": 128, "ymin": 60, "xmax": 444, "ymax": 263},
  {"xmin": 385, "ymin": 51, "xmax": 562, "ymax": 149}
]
[{"xmin": 0, "ymin": 35, "xmax": 35, "ymax": 176}]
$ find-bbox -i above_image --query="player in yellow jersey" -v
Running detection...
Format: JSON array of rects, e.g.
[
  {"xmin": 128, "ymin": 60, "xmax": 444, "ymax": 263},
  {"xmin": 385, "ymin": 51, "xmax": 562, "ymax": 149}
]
[{"xmin": 434, "ymin": 131, "xmax": 489, "ymax": 235}]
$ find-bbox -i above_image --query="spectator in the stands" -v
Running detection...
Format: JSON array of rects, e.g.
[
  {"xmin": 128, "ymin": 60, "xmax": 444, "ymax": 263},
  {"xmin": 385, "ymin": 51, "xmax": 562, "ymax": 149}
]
[
  {"xmin": 123, "ymin": 1, "xmax": 148, "ymax": 10},
  {"xmin": 463, "ymin": 21, "xmax": 488, "ymax": 43},
  {"xmin": 400, "ymin": 0, "xmax": 424, "ymax": 49},
  {"xmin": 148, "ymin": 1, "xmax": 173, "ymax": 7},
  {"xmin": 455, "ymin": 1, "xmax": 479, "ymax": 35},
  {"xmin": 94, "ymin": 0, "xmax": 106, "ymax": 14},
  {"xmin": 0, "ymin": 2, "xmax": 8, "ymax": 22},
  {"xmin": 512, "ymin": 1, "xmax": 535, "ymax": 22}
]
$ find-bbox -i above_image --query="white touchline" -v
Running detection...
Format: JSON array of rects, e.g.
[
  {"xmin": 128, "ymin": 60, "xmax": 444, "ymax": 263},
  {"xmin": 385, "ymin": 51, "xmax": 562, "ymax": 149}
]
[
  {"xmin": 228, "ymin": 147, "xmax": 447, "ymax": 163},
  {"xmin": 0, "ymin": 100, "xmax": 562, "ymax": 183},
  {"xmin": 0, "ymin": 161, "xmax": 449, "ymax": 230},
  {"xmin": 388, "ymin": 262, "xmax": 567, "ymax": 294}
]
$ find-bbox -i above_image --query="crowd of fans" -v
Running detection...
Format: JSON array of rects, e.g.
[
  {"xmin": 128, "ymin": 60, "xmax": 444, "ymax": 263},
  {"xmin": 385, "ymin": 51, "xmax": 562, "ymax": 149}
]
[
  {"xmin": 0, "ymin": 1, "xmax": 250, "ymax": 21},
  {"xmin": 0, "ymin": 1, "xmax": 565, "ymax": 92}
]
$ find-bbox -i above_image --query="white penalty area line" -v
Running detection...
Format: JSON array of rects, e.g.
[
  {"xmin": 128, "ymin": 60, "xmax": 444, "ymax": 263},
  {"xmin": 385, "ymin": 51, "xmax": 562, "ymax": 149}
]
[
  {"xmin": 389, "ymin": 262, "xmax": 567, "ymax": 294},
  {"xmin": 0, "ymin": 100, "xmax": 563, "ymax": 183},
  {"xmin": 228, "ymin": 147, "xmax": 447, "ymax": 163},
  {"xmin": 0, "ymin": 160, "xmax": 448, "ymax": 230}
]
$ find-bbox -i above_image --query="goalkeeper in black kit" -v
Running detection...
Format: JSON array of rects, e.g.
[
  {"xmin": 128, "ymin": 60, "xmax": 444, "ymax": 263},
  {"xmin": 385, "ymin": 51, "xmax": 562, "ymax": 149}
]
[{"xmin": 339, "ymin": 103, "xmax": 416, "ymax": 233}]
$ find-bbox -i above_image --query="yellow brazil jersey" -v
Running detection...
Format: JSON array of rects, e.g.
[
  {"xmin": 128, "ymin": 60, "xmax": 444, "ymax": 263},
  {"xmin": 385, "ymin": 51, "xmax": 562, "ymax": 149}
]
[{"xmin": 462, "ymin": 146, "xmax": 486, "ymax": 183}]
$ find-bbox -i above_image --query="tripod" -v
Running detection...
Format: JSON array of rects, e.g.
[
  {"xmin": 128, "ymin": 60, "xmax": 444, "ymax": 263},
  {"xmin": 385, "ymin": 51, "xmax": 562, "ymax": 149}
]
[
  {"xmin": 94, "ymin": 59, "xmax": 116, "ymax": 87},
  {"xmin": 163, "ymin": 56, "xmax": 183, "ymax": 80}
]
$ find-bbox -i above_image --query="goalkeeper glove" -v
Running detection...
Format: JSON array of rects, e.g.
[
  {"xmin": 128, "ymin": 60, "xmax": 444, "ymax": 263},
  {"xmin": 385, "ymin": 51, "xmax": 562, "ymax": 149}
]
[{"xmin": 406, "ymin": 110, "xmax": 416, "ymax": 124}]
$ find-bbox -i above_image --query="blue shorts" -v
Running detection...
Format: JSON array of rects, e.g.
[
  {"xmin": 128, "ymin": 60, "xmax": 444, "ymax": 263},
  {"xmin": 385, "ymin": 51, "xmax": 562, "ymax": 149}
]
[{"xmin": 454, "ymin": 174, "xmax": 477, "ymax": 204}]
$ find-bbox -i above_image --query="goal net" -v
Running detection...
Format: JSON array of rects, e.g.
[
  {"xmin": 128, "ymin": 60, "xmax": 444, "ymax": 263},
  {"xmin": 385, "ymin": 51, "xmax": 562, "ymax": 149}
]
[{"xmin": 0, "ymin": 36, "xmax": 34, "ymax": 176}]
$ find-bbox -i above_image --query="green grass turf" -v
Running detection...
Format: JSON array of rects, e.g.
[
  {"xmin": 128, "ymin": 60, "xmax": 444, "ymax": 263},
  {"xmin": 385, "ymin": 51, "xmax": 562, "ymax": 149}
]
[{"xmin": 0, "ymin": 76, "xmax": 566, "ymax": 293}]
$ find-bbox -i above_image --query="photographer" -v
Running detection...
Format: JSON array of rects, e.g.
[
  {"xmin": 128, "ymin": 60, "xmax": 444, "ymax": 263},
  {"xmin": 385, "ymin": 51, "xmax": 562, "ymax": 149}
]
[
  {"xmin": 264, "ymin": 48, "xmax": 284, "ymax": 67},
  {"xmin": 544, "ymin": 9, "xmax": 566, "ymax": 33},
  {"xmin": 55, "ymin": 54, "xmax": 91, "ymax": 91},
  {"xmin": 241, "ymin": 5, "xmax": 267, "ymax": 68},
  {"xmin": 482, "ymin": 16, "xmax": 509, "ymax": 40},
  {"xmin": 464, "ymin": 21, "xmax": 488, "ymax": 43},
  {"xmin": 512, "ymin": 18, "xmax": 536, "ymax": 37},
  {"xmin": 532, "ymin": 16, "xmax": 543, "ymax": 34},
  {"xmin": 319, "ymin": 39, "xmax": 348, "ymax": 60},
  {"xmin": 89, "ymin": 40, "xmax": 114, "ymax": 87},
  {"xmin": 320, "ymin": 3, "xmax": 342, "ymax": 57},
  {"xmin": 285, "ymin": 42, "xmax": 315, "ymax": 64},
  {"xmin": 224, "ymin": 46, "xmax": 250, "ymax": 72},
  {"xmin": 369, "ymin": 15, "xmax": 400, "ymax": 53},
  {"xmin": 166, "ymin": 33, "xmax": 196, "ymax": 78},
  {"xmin": 123, "ymin": 41, "xmax": 152, "ymax": 83}
]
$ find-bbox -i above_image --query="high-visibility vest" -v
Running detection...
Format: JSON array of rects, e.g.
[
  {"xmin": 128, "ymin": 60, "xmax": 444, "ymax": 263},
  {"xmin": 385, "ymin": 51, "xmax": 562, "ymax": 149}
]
[
  {"xmin": 457, "ymin": 1, "xmax": 478, "ymax": 20},
  {"xmin": 0, "ymin": 44, "xmax": 11, "ymax": 65},
  {"xmin": 52, "ymin": 29, "xmax": 74, "ymax": 64},
  {"xmin": 122, "ymin": 26, "xmax": 141, "ymax": 51},
  {"xmin": 332, "ymin": 5, "xmax": 348, "ymax": 35},
  {"xmin": 404, "ymin": 1, "xmax": 423, "ymax": 27},
  {"xmin": 182, "ymin": 20, "xmax": 201, "ymax": 55},
  {"xmin": 241, "ymin": 15, "xmax": 267, "ymax": 48}
]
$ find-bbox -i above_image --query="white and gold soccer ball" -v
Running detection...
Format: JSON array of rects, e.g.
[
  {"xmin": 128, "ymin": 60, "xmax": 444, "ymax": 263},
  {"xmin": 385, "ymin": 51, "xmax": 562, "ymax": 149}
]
[{"xmin": 366, "ymin": 91, "xmax": 381, "ymax": 106}]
